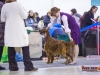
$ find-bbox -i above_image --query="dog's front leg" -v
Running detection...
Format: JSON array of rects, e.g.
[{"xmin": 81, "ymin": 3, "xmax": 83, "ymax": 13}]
[
  {"xmin": 47, "ymin": 55, "xmax": 51, "ymax": 64},
  {"xmin": 50, "ymin": 56, "xmax": 54, "ymax": 63},
  {"xmin": 65, "ymin": 55, "xmax": 69, "ymax": 65}
]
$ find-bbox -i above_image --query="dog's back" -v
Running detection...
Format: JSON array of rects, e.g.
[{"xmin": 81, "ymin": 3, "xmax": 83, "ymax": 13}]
[{"xmin": 45, "ymin": 38, "xmax": 67, "ymax": 55}]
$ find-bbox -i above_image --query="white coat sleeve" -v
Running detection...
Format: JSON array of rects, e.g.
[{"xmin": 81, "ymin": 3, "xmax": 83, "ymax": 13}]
[
  {"xmin": 62, "ymin": 15, "xmax": 71, "ymax": 33},
  {"xmin": 18, "ymin": 3, "xmax": 28, "ymax": 19},
  {"xmin": 1, "ymin": 6, "xmax": 6, "ymax": 22}
]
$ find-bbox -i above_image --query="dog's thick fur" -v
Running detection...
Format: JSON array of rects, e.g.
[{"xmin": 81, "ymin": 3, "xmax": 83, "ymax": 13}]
[{"xmin": 39, "ymin": 29, "xmax": 74, "ymax": 64}]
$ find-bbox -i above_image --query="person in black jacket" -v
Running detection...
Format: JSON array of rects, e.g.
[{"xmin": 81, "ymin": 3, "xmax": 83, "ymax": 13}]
[
  {"xmin": 84, "ymin": 6, "xmax": 98, "ymax": 27},
  {"xmin": 81, "ymin": 6, "xmax": 98, "ymax": 57},
  {"xmin": 43, "ymin": 11, "xmax": 51, "ymax": 28},
  {"xmin": 34, "ymin": 12, "xmax": 40, "ymax": 23},
  {"xmin": 33, "ymin": 12, "xmax": 40, "ymax": 30}
]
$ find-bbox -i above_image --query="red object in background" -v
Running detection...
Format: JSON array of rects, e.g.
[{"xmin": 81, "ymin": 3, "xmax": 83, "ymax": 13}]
[
  {"xmin": 91, "ymin": 26, "xmax": 100, "ymax": 30},
  {"xmin": 95, "ymin": 19, "xmax": 98, "ymax": 22}
]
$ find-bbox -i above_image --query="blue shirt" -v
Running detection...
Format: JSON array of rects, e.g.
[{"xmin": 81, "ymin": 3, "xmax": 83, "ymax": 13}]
[{"xmin": 25, "ymin": 18, "xmax": 34, "ymax": 27}]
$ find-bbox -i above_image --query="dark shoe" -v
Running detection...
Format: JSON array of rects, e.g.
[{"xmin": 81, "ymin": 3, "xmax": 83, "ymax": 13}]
[
  {"xmin": 25, "ymin": 68, "xmax": 38, "ymax": 71},
  {"xmin": 0, "ymin": 66, "xmax": 5, "ymax": 70},
  {"xmin": 9, "ymin": 66, "xmax": 19, "ymax": 71}
]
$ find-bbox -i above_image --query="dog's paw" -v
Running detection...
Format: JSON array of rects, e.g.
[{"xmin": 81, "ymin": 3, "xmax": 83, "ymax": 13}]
[
  {"xmin": 62, "ymin": 61, "xmax": 68, "ymax": 64},
  {"xmin": 50, "ymin": 62, "xmax": 53, "ymax": 63},
  {"xmin": 46, "ymin": 62, "xmax": 50, "ymax": 64},
  {"xmin": 62, "ymin": 62, "xmax": 66, "ymax": 64},
  {"xmin": 65, "ymin": 62, "xmax": 69, "ymax": 65}
]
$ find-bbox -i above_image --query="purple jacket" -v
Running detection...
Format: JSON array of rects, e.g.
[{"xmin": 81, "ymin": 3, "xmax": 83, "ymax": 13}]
[
  {"xmin": 60, "ymin": 12, "xmax": 81, "ymax": 44},
  {"xmin": 60, "ymin": 12, "xmax": 80, "ymax": 32}
]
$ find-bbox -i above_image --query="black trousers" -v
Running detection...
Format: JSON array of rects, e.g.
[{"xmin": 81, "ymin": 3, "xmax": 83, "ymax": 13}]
[
  {"xmin": 0, "ymin": 46, "xmax": 3, "ymax": 61},
  {"xmin": 8, "ymin": 46, "xmax": 34, "ymax": 69}
]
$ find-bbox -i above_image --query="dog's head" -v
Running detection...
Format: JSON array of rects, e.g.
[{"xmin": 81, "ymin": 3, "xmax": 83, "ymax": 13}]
[
  {"xmin": 39, "ymin": 28, "xmax": 48, "ymax": 34},
  {"xmin": 39, "ymin": 28, "xmax": 49, "ymax": 38}
]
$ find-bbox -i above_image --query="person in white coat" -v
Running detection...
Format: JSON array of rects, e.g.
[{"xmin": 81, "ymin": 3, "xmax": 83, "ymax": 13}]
[{"xmin": 1, "ymin": 0, "xmax": 38, "ymax": 71}]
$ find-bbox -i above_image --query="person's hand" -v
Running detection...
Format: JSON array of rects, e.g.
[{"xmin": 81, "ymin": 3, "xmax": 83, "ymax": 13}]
[
  {"xmin": 69, "ymin": 37, "xmax": 73, "ymax": 42},
  {"xmin": 46, "ymin": 27, "xmax": 49, "ymax": 30},
  {"xmin": 34, "ymin": 23, "xmax": 37, "ymax": 26}
]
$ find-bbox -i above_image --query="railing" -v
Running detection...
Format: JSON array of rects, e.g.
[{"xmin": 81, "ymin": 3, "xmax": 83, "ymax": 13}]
[{"xmin": 80, "ymin": 22, "xmax": 100, "ymax": 32}]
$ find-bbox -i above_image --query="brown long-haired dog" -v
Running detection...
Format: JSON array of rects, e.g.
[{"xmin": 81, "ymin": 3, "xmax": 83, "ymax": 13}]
[{"xmin": 39, "ymin": 28, "xmax": 74, "ymax": 64}]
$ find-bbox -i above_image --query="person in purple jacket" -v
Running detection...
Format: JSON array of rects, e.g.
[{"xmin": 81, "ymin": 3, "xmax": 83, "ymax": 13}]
[{"xmin": 47, "ymin": 7, "xmax": 81, "ymax": 65}]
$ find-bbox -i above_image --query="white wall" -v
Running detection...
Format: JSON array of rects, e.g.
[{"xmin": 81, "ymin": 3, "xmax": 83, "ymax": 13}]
[
  {"xmin": 17, "ymin": 0, "xmax": 100, "ymax": 18},
  {"xmin": 54, "ymin": 0, "xmax": 100, "ymax": 18},
  {"xmin": 17, "ymin": 0, "xmax": 53, "ymax": 17}
]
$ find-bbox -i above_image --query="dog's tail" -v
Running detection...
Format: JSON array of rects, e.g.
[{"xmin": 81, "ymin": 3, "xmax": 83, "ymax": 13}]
[
  {"xmin": 64, "ymin": 41, "xmax": 75, "ymax": 47},
  {"xmin": 60, "ymin": 40, "xmax": 75, "ymax": 47}
]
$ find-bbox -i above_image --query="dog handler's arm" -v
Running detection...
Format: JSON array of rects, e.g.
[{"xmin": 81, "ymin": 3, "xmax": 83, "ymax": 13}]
[
  {"xmin": 62, "ymin": 15, "xmax": 73, "ymax": 41},
  {"xmin": 47, "ymin": 17, "xmax": 57, "ymax": 29}
]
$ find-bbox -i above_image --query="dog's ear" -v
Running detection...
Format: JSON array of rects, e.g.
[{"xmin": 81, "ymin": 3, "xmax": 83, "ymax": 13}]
[
  {"xmin": 39, "ymin": 29, "xmax": 42, "ymax": 34},
  {"xmin": 44, "ymin": 27, "xmax": 49, "ymax": 31},
  {"xmin": 39, "ymin": 30, "xmax": 41, "ymax": 33},
  {"xmin": 44, "ymin": 28, "xmax": 48, "ymax": 32},
  {"xmin": 44, "ymin": 28, "xmax": 49, "ymax": 38},
  {"xmin": 44, "ymin": 31, "xmax": 47, "ymax": 38}
]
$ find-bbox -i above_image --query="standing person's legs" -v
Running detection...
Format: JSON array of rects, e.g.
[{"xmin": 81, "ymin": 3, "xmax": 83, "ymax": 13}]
[
  {"xmin": 69, "ymin": 45, "xmax": 79, "ymax": 64},
  {"xmin": 69, "ymin": 31, "xmax": 81, "ymax": 65},
  {"xmin": 0, "ymin": 46, "xmax": 3, "ymax": 61},
  {"xmin": 0, "ymin": 46, "xmax": 5, "ymax": 70},
  {"xmin": 8, "ymin": 47, "xmax": 18, "ymax": 71},
  {"xmin": 73, "ymin": 45, "xmax": 79, "ymax": 63},
  {"xmin": 22, "ymin": 46, "xmax": 38, "ymax": 71}
]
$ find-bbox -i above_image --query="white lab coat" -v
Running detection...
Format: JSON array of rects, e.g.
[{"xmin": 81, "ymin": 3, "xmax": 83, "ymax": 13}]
[{"xmin": 1, "ymin": 2, "xmax": 28, "ymax": 47}]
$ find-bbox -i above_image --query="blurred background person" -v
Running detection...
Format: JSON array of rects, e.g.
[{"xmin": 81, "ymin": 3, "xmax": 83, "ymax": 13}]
[
  {"xmin": 38, "ymin": 16, "xmax": 44, "ymax": 29},
  {"xmin": 25, "ymin": 10, "xmax": 35, "ymax": 28},
  {"xmin": 33, "ymin": 12, "xmax": 40, "ymax": 30},
  {"xmin": 71, "ymin": 8, "xmax": 81, "ymax": 27},
  {"xmin": 71, "ymin": 8, "xmax": 81, "ymax": 19},
  {"xmin": 84, "ymin": 6, "xmax": 98, "ymax": 27},
  {"xmin": 0, "ymin": 0, "xmax": 5, "ymax": 70},
  {"xmin": 80, "ymin": 12, "xmax": 87, "ymax": 28},
  {"xmin": 43, "ymin": 11, "xmax": 51, "ymax": 28}
]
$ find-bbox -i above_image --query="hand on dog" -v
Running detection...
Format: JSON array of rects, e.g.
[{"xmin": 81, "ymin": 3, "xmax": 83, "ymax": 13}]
[
  {"xmin": 69, "ymin": 37, "xmax": 73, "ymax": 42},
  {"xmin": 46, "ymin": 27, "xmax": 49, "ymax": 30}
]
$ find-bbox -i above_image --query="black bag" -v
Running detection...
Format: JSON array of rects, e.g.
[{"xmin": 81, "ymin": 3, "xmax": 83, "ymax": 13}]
[{"xmin": 82, "ymin": 30, "xmax": 98, "ymax": 56}]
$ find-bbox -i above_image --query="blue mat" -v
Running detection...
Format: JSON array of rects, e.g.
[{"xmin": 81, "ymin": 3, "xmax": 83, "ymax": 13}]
[{"xmin": 57, "ymin": 34, "xmax": 70, "ymax": 42}]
